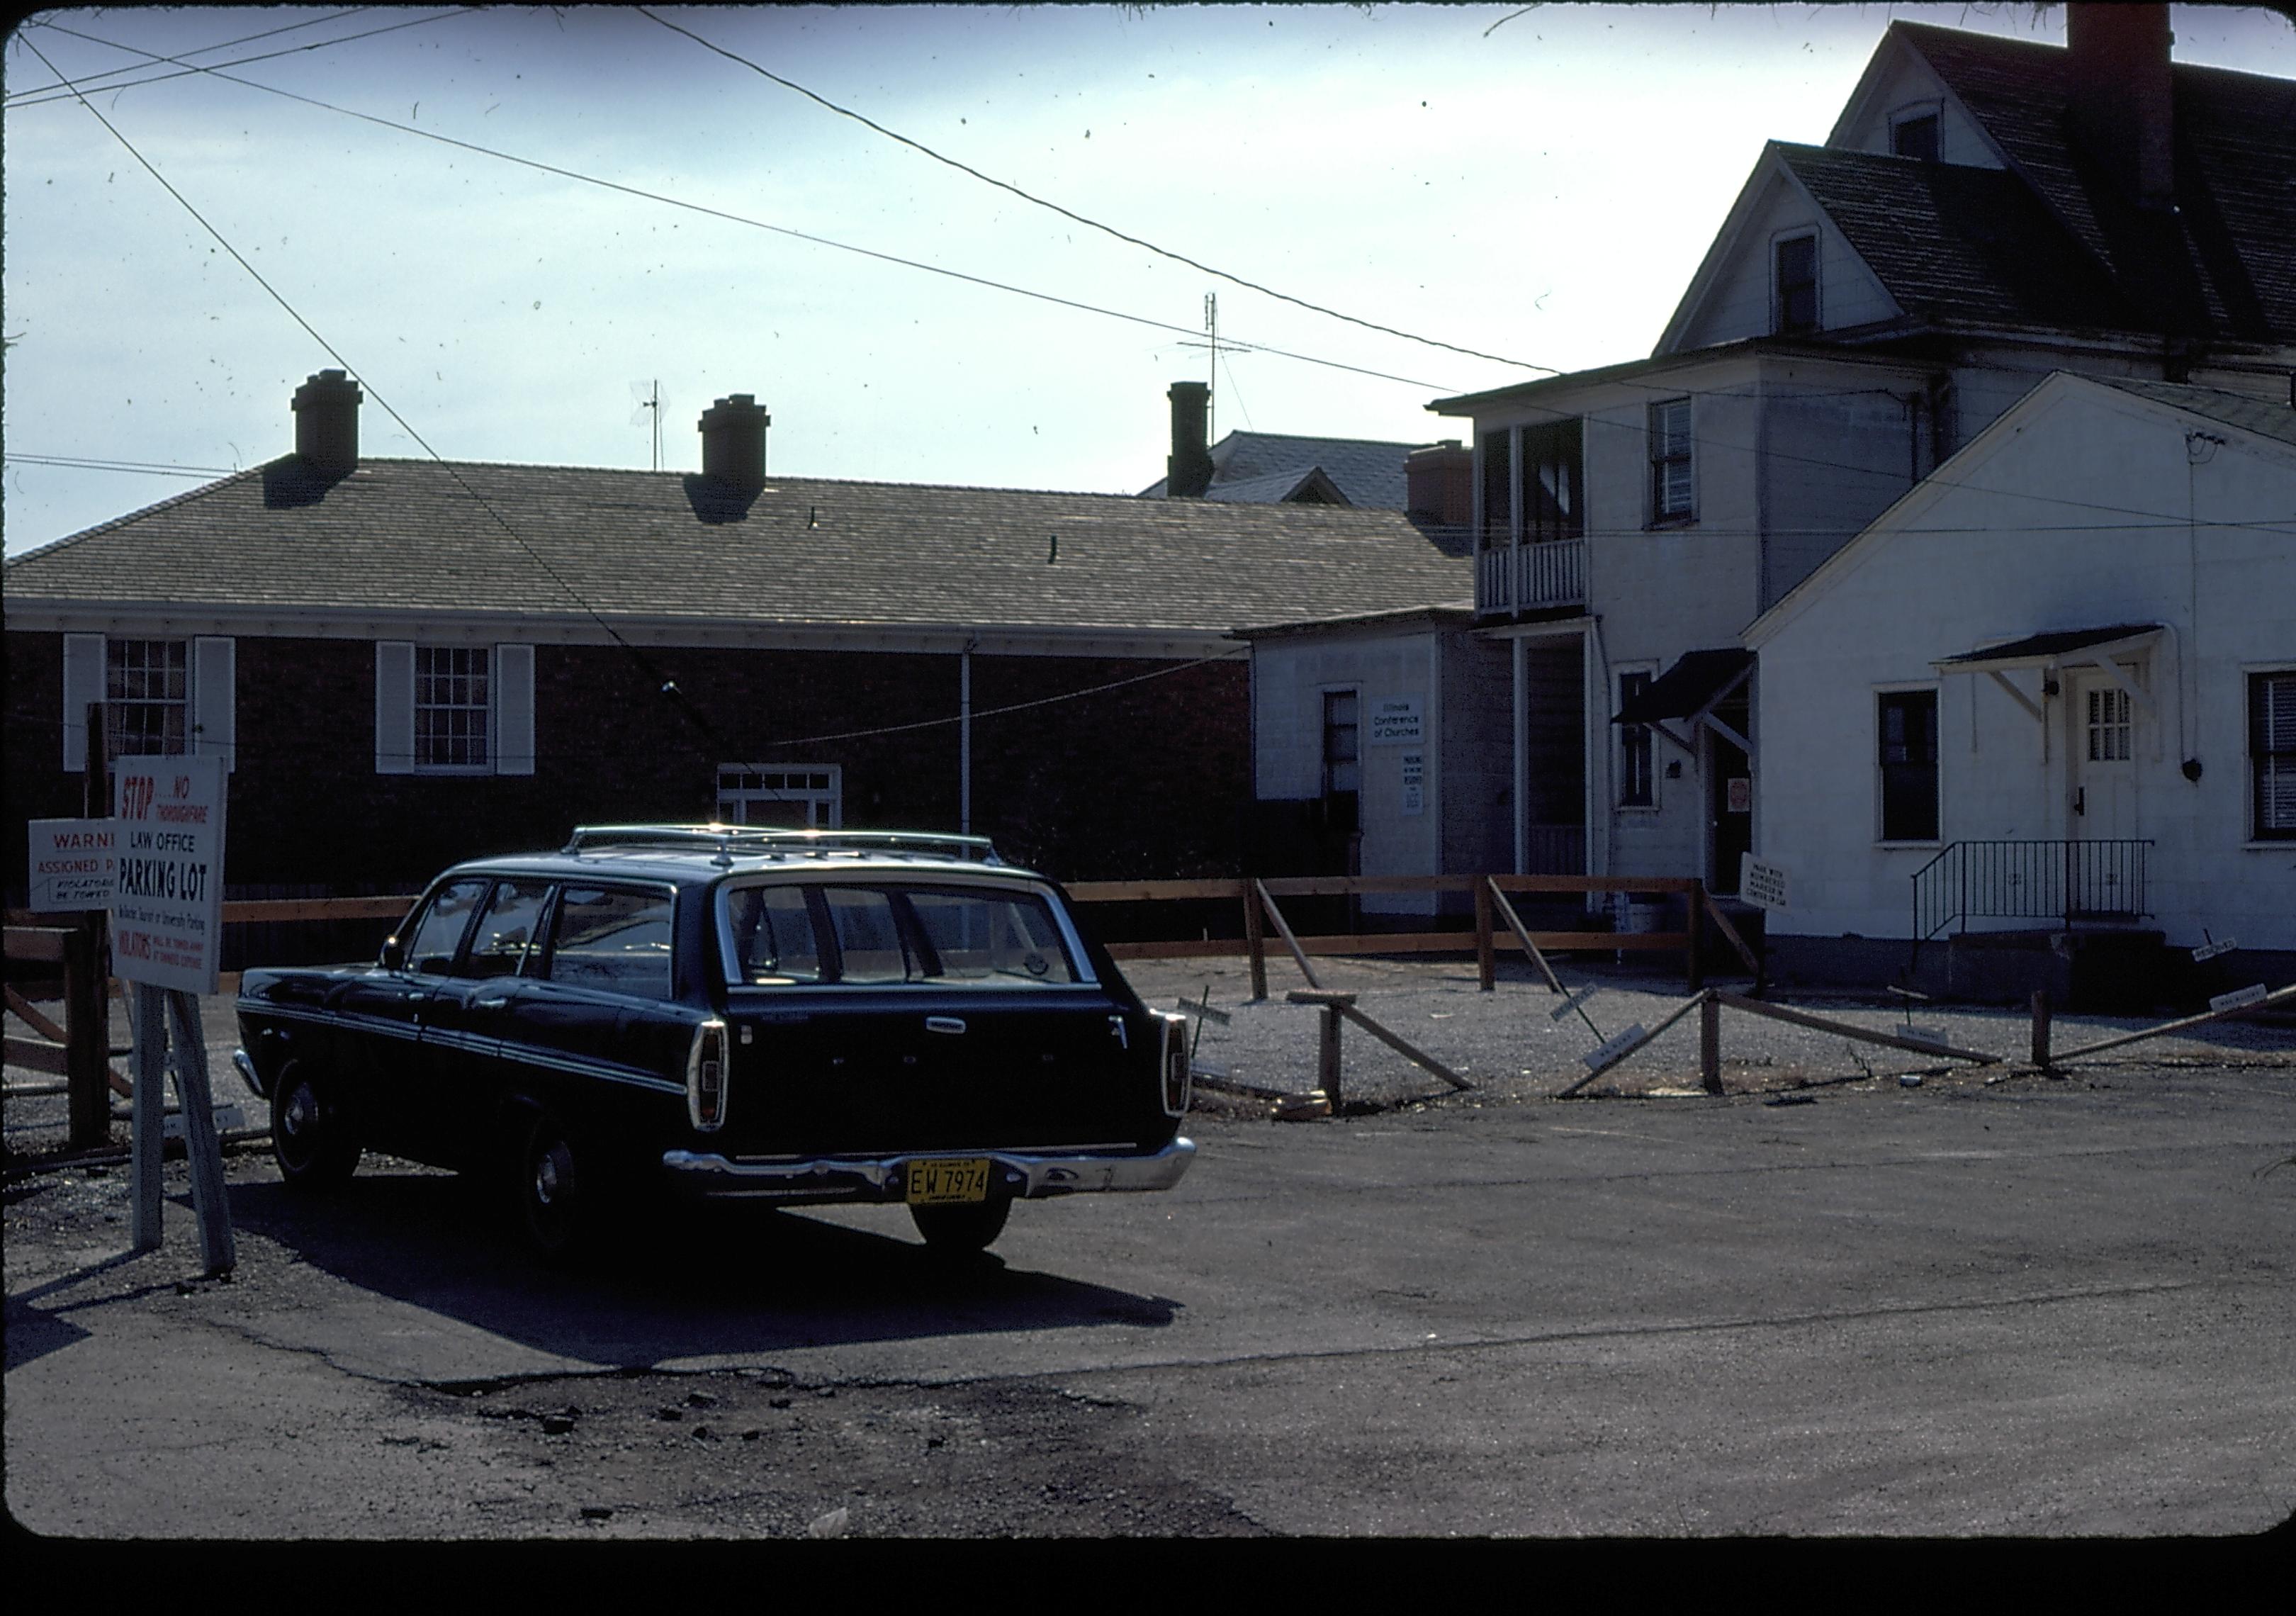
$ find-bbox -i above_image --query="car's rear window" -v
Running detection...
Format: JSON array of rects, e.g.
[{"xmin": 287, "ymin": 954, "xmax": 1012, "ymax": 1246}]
[{"xmin": 719, "ymin": 881, "xmax": 1080, "ymax": 987}]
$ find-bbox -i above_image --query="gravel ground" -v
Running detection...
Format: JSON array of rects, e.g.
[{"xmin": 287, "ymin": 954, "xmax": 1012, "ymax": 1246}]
[
  {"xmin": 1122, "ymin": 953, "xmax": 2296, "ymax": 1116},
  {"xmin": 6, "ymin": 957, "xmax": 2292, "ymax": 1165}
]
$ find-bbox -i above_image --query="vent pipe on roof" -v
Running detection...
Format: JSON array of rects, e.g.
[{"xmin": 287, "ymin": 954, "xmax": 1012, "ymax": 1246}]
[
  {"xmin": 699, "ymin": 394, "xmax": 770, "ymax": 490},
  {"xmin": 2066, "ymin": 3, "xmax": 2175, "ymax": 213},
  {"xmin": 1166, "ymin": 381, "xmax": 1214, "ymax": 498},
  {"xmin": 292, "ymin": 369, "xmax": 362, "ymax": 473}
]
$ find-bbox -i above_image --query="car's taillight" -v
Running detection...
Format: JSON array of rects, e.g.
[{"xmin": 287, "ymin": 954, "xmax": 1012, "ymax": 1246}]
[
  {"xmin": 1156, "ymin": 1010, "xmax": 1191, "ymax": 1118},
  {"xmin": 687, "ymin": 1019, "xmax": 728, "ymax": 1133}
]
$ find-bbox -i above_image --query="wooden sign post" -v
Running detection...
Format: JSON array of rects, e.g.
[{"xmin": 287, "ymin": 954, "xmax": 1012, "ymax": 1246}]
[{"xmin": 111, "ymin": 754, "xmax": 235, "ymax": 1275}]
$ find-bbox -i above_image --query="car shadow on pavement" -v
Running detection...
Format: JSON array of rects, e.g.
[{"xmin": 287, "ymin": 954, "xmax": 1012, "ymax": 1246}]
[{"xmin": 224, "ymin": 1169, "xmax": 1183, "ymax": 1370}]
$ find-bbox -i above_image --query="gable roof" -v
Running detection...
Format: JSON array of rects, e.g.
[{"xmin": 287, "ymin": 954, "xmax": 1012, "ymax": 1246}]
[
  {"xmin": 1887, "ymin": 21, "xmax": 2296, "ymax": 342},
  {"xmin": 4, "ymin": 458, "xmax": 1470, "ymax": 651},
  {"xmin": 1138, "ymin": 430, "xmax": 1417, "ymax": 507},
  {"xmin": 1772, "ymin": 142, "xmax": 2138, "ymax": 333},
  {"xmin": 2087, "ymin": 375, "xmax": 2296, "ymax": 448}
]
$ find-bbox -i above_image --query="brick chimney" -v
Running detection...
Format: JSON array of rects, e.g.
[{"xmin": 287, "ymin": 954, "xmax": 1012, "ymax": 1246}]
[
  {"xmin": 292, "ymin": 369, "xmax": 361, "ymax": 473},
  {"xmin": 1166, "ymin": 381, "xmax": 1214, "ymax": 498},
  {"xmin": 2066, "ymin": 3, "xmax": 2175, "ymax": 212},
  {"xmin": 698, "ymin": 394, "xmax": 770, "ymax": 489},
  {"xmin": 1405, "ymin": 440, "xmax": 1473, "ymax": 527}
]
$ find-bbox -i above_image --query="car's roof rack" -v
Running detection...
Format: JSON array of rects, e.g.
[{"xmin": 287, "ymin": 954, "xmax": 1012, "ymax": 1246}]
[{"xmin": 562, "ymin": 824, "xmax": 1003, "ymax": 865}]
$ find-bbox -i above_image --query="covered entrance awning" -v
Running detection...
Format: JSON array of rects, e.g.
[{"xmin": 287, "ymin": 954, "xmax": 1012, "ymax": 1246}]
[
  {"xmin": 1612, "ymin": 647, "xmax": 1755, "ymax": 758},
  {"xmin": 1932, "ymin": 623, "xmax": 2162, "ymax": 724}
]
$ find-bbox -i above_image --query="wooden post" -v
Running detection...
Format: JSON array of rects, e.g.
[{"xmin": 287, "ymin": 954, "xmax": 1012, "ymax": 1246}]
[
  {"xmin": 64, "ymin": 927, "xmax": 109, "ymax": 1150},
  {"xmin": 1687, "ymin": 880, "xmax": 1706, "ymax": 994},
  {"xmin": 166, "ymin": 992, "xmax": 236, "ymax": 1274},
  {"xmin": 1242, "ymin": 878, "xmax": 1267, "ymax": 1002},
  {"xmin": 77, "ymin": 698, "xmax": 113, "ymax": 1149},
  {"xmin": 130, "ymin": 984, "xmax": 167, "ymax": 1252},
  {"xmin": 1254, "ymin": 880, "xmax": 1323, "ymax": 990},
  {"xmin": 1475, "ymin": 880, "xmax": 1495, "ymax": 992},
  {"xmin": 1318, "ymin": 1004, "xmax": 1344, "ymax": 1107},
  {"xmin": 1699, "ymin": 990, "xmax": 1723, "ymax": 1094},
  {"xmin": 2030, "ymin": 989, "xmax": 2053, "ymax": 1072}
]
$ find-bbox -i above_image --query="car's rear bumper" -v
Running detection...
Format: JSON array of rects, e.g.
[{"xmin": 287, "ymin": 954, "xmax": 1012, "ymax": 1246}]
[{"xmin": 658, "ymin": 1136, "xmax": 1195, "ymax": 1203}]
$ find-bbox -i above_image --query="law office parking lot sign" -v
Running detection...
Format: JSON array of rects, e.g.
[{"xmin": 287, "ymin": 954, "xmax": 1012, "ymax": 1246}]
[{"xmin": 109, "ymin": 753, "xmax": 227, "ymax": 995}]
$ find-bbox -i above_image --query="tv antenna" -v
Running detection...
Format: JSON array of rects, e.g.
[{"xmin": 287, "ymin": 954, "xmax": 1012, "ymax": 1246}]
[{"xmin": 628, "ymin": 379, "xmax": 664, "ymax": 472}]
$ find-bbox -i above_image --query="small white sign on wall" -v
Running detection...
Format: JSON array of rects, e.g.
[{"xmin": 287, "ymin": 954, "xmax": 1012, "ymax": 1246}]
[
  {"xmin": 1368, "ymin": 697, "xmax": 1424, "ymax": 746},
  {"xmin": 1740, "ymin": 854, "xmax": 1791, "ymax": 910},
  {"xmin": 1400, "ymin": 752, "xmax": 1425, "ymax": 816}
]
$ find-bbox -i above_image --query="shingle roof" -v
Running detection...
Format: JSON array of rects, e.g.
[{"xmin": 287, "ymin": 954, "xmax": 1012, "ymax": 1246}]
[
  {"xmin": 1138, "ymin": 430, "xmax": 1419, "ymax": 507},
  {"xmin": 3, "ymin": 459, "xmax": 1470, "ymax": 638},
  {"xmin": 1775, "ymin": 142, "xmax": 2138, "ymax": 332},
  {"xmin": 2088, "ymin": 375, "xmax": 2296, "ymax": 447},
  {"xmin": 1894, "ymin": 21, "xmax": 2296, "ymax": 341}
]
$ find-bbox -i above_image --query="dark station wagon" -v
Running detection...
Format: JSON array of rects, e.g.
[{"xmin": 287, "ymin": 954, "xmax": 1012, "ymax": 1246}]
[{"xmin": 233, "ymin": 826, "xmax": 1194, "ymax": 1258}]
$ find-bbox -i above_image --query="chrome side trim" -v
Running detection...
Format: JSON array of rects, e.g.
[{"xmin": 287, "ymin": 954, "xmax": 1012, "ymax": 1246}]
[
  {"xmin": 230, "ymin": 1048, "xmax": 266, "ymax": 1101},
  {"xmin": 660, "ymin": 1137, "xmax": 1195, "ymax": 1202}
]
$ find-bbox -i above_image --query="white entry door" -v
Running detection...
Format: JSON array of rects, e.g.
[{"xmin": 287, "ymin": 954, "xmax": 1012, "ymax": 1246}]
[{"xmin": 2066, "ymin": 667, "xmax": 2142, "ymax": 916}]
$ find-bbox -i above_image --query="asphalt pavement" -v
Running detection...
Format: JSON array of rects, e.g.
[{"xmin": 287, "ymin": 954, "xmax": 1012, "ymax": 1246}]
[{"xmin": 6, "ymin": 957, "xmax": 2293, "ymax": 1538}]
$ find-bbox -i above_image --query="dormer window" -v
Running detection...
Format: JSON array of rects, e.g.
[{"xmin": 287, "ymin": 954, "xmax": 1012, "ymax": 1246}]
[
  {"xmin": 1891, "ymin": 111, "xmax": 1940, "ymax": 163},
  {"xmin": 1774, "ymin": 234, "xmax": 1819, "ymax": 335}
]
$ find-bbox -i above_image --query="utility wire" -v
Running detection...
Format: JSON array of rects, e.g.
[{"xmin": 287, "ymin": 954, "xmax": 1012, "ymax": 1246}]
[
  {"xmin": 7, "ymin": 452, "xmax": 241, "ymax": 478},
  {"xmin": 24, "ymin": 21, "xmax": 2286, "ymax": 536},
  {"xmin": 16, "ymin": 33, "xmax": 1455, "ymax": 394},
  {"xmin": 6, "ymin": 11, "xmax": 473, "ymax": 108},
  {"xmin": 638, "ymin": 6, "xmax": 1562, "ymax": 378}
]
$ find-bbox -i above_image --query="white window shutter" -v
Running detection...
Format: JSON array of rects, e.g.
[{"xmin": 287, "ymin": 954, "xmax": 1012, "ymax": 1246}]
[
  {"xmin": 376, "ymin": 641, "xmax": 415, "ymax": 774},
  {"xmin": 494, "ymin": 643, "xmax": 534, "ymax": 775},
  {"xmin": 62, "ymin": 634, "xmax": 103, "ymax": 773},
  {"xmin": 193, "ymin": 636, "xmax": 236, "ymax": 773}
]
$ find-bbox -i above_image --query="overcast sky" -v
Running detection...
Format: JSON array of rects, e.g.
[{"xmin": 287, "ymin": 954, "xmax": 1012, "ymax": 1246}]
[{"xmin": 6, "ymin": 4, "xmax": 2291, "ymax": 556}]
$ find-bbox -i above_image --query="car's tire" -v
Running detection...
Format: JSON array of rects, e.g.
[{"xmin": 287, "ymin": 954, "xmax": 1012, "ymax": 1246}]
[
  {"xmin": 909, "ymin": 1196, "xmax": 1011, "ymax": 1255},
  {"xmin": 516, "ymin": 1113, "xmax": 596, "ymax": 1262},
  {"xmin": 271, "ymin": 1062, "xmax": 361, "ymax": 1191}
]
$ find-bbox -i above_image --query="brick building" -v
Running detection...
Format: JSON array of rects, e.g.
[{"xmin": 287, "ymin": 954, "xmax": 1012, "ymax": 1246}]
[{"xmin": 4, "ymin": 375, "xmax": 1468, "ymax": 899}]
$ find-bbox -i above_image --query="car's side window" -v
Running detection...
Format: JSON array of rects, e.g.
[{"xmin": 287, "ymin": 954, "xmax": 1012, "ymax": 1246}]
[
  {"xmin": 823, "ymin": 887, "xmax": 915, "ymax": 984},
  {"xmin": 724, "ymin": 884, "xmax": 824, "ymax": 984},
  {"xmin": 461, "ymin": 880, "xmax": 556, "ymax": 980},
  {"xmin": 403, "ymin": 878, "xmax": 489, "ymax": 975},
  {"xmin": 541, "ymin": 886, "xmax": 676, "ymax": 999}
]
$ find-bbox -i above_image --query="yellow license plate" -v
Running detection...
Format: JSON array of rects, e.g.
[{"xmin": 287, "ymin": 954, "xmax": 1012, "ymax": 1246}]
[{"xmin": 906, "ymin": 1157, "xmax": 991, "ymax": 1206}]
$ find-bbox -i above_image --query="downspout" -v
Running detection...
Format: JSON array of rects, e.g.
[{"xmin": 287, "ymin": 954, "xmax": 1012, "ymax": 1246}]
[
  {"xmin": 1587, "ymin": 617, "xmax": 1611, "ymax": 884},
  {"xmin": 1512, "ymin": 636, "xmax": 1528, "ymax": 875}
]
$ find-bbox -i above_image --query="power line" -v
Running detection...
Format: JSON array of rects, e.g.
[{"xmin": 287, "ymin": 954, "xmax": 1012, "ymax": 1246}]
[
  {"xmin": 13, "ymin": 33, "xmax": 1455, "ymax": 395},
  {"xmin": 6, "ymin": 11, "xmax": 475, "ymax": 108},
  {"xmin": 638, "ymin": 7, "xmax": 1563, "ymax": 380},
  {"xmin": 6, "ymin": 452, "xmax": 242, "ymax": 478}
]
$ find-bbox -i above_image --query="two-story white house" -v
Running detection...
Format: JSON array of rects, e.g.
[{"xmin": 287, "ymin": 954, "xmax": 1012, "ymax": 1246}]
[{"xmin": 1358, "ymin": 8, "xmax": 2295, "ymax": 943}]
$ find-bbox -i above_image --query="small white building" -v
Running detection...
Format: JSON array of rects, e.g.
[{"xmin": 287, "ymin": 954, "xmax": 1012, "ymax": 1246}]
[{"xmin": 1746, "ymin": 373, "xmax": 2296, "ymax": 989}]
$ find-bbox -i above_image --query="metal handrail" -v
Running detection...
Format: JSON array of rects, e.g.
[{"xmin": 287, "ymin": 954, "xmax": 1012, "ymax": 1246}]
[{"xmin": 1912, "ymin": 838, "xmax": 2153, "ymax": 941}]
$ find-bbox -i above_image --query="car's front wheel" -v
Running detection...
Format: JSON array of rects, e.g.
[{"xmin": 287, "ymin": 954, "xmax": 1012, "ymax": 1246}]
[
  {"xmin": 271, "ymin": 1062, "xmax": 361, "ymax": 1191},
  {"xmin": 517, "ymin": 1113, "xmax": 595, "ymax": 1262},
  {"xmin": 910, "ymin": 1196, "xmax": 1011, "ymax": 1255}
]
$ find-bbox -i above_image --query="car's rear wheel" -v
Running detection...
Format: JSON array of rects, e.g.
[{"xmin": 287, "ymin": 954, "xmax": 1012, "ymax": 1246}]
[
  {"xmin": 910, "ymin": 1196, "xmax": 1011, "ymax": 1255},
  {"xmin": 517, "ymin": 1113, "xmax": 595, "ymax": 1262},
  {"xmin": 271, "ymin": 1062, "xmax": 361, "ymax": 1191}
]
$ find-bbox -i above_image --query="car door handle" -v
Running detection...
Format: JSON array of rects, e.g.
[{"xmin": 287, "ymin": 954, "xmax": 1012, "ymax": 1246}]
[
  {"xmin": 403, "ymin": 990, "xmax": 427, "ymax": 1001},
  {"xmin": 925, "ymin": 1016, "xmax": 967, "ymax": 1036},
  {"xmin": 474, "ymin": 996, "xmax": 510, "ymax": 1010}
]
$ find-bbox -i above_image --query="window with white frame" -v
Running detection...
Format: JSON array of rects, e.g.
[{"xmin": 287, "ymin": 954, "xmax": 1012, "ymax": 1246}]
[
  {"xmin": 1774, "ymin": 233, "xmax": 1819, "ymax": 335},
  {"xmin": 374, "ymin": 641, "xmax": 534, "ymax": 776},
  {"xmin": 2251, "ymin": 670, "xmax": 2296, "ymax": 841},
  {"xmin": 1890, "ymin": 110, "xmax": 1940, "ymax": 162},
  {"xmin": 716, "ymin": 765, "xmax": 841, "ymax": 829},
  {"xmin": 2086, "ymin": 686, "xmax": 2133, "ymax": 763},
  {"xmin": 1648, "ymin": 398, "xmax": 1694, "ymax": 525},
  {"xmin": 1616, "ymin": 668, "xmax": 1656, "ymax": 809},
  {"xmin": 417, "ymin": 646, "xmax": 490, "ymax": 769},
  {"xmin": 106, "ymin": 638, "xmax": 189, "ymax": 758},
  {"xmin": 60, "ymin": 634, "xmax": 235, "ymax": 773}
]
